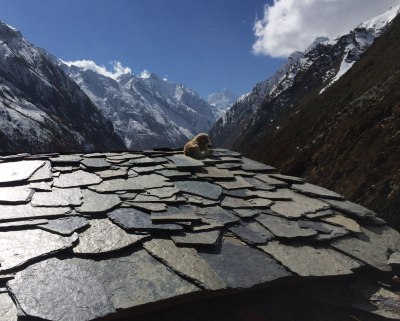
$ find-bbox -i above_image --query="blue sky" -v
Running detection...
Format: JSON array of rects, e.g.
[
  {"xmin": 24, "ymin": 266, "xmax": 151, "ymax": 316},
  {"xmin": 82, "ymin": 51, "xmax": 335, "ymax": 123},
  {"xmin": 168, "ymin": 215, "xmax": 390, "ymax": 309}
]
[
  {"xmin": 0, "ymin": 0, "xmax": 282, "ymax": 98},
  {"xmin": 0, "ymin": 0, "xmax": 398, "ymax": 98}
]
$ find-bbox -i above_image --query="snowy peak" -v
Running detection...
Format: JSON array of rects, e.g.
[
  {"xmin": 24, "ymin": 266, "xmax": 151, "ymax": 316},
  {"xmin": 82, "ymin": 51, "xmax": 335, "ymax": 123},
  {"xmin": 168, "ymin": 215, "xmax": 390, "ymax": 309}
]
[
  {"xmin": 207, "ymin": 89, "xmax": 238, "ymax": 118},
  {"xmin": 61, "ymin": 60, "xmax": 215, "ymax": 150},
  {"xmin": 357, "ymin": 5, "xmax": 400, "ymax": 33}
]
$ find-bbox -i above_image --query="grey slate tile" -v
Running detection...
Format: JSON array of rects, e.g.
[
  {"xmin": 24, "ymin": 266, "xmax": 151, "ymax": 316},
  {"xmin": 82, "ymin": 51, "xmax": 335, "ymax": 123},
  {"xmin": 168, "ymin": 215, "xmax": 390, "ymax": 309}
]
[
  {"xmin": 143, "ymin": 238, "xmax": 226, "ymax": 290},
  {"xmin": 49, "ymin": 155, "xmax": 82, "ymax": 164},
  {"xmin": 75, "ymin": 190, "xmax": 120, "ymax": 214},
  {"xmin": 28, "ymin": 161, "xmax": 52, "ymax": 182},
  {"xmin": 31, "ymin": 187, "xmax": 82, "ymax": 207},
  {"xmin": 229, "ymin": 221, "xmax": 274, "ymax": 245},
  {"xmin": 38, "ymin": 216, "xmax": 89, "ymax": 235},
  {"xmin": 171, "ymin": 230, "xmax": 221, "ymax": 246},
  {"xmin": 0, "ymin": 203, "xmax": 71, "ymax": 221},
  {"xmin": 7, "ymin": 258, "xmax": 115, "ymax": 321},
  {"xmin": 292, "ymin": 182, "xmax": 344, "ymax": 200},
  {"xmin": 323, "ymin": 199, "xmax": 377, "ymax": 220},
  {"xmin": 0, "ymin": 292, "xmax": 18, "ymax": 321},
  {"xmin": 196, "ymin": 206, "xmax": 239, "ymax": 226},
  {"xmin": 53, "ymin": 170, "xmax": 102, "ymax": 188},
  {"xmin": 215, "ymin": 176, "xmax": 254, "ymax": 190},
  {"xmin": 174, "ymin": 180, "xmax": 222, "ymax": 200},
  {"xmin": 0, "ymin": 186, "xmax": 34, "ymax": 204},
  {"xmin": 198, "ymin": 238, "xmax": 291, "ymax": 289},
  {"xmin": 81, "ymin": 157, "xmax": 111, "ymax": 170},
  {"xmin": 241, "ymin": 157, "xmax": 276, "ymax": 172},
  {"xmin": 0, "ymin": 160, "xmax": 45, "ymax": 184}
]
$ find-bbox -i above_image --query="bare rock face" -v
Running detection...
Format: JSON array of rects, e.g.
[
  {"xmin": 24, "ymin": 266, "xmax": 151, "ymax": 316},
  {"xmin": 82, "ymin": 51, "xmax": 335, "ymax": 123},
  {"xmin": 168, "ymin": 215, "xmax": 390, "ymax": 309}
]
[{"xmin": 0, "ymin": 149, "xmax": 398, "ymax": 320}]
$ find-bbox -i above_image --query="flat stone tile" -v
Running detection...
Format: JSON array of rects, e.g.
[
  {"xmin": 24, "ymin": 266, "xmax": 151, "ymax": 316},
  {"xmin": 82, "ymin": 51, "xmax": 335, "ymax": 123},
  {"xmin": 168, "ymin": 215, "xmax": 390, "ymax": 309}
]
[
  {"xmin": 221, "ymin": 196, "xmax": 257, "ymax": 209},
  {"xmin": 0, "ymin": 229, "xmax": 77, "ymax": 271},
  {"xmin": 241, "ymin": 177, "xmax": 275, "ymax": 191},
  {"xmin": 215, "ymin": 176, "xmax": 254, "ymax": 190},
  {"xmin": 75, "ymin": 190, "xmax": 120, "ymax": 214},
  {"xmin": 81, "ymin": 158, "xmax": 111, "ymax": 170},
  {"xmin": 199, "ymin": 238, "xmax": 291, "ymax": 289},
  {"xmin": 144, "ymin": 238, "xmax": 226, "ymax": 290},
  {"xmin": 29, "ymin": 181, "xmax": 53, "ymax": 191},
  {"xmin": 247, "ymin": 188, "xmax": 294, "ymax": 200},
  {"xmin": 0, "ymin": 219, "xmax": 48, "ymax": 229},
  {"xmin": 174, "ymin": 180, "xmax": 222, "ymax": 200},
  {"xmin": 131, "ymin": 174, "xmax": 172, "ymax": 189},
  {"xmin": 0, "ymin": 160, "xmax": 45, "ymax": 184},
  {"xmin": 314, "ymin": 223, "xmax": 349, "ymax": 241},
  {"xmin": 331, "ymin": 226, "xmax": 400, "ymax": 271},
  {"xmin": 49, "ymin": 155, "xmax": 82, "ymax": 164},
  {"xmin": 7, "ymin": 258, "xmax": 115, "ymax": 321},
  {"xmin": 53, "ymin": 170, "xmax": 102, "ymax": 188},
  {"xmin": 0, "ymin": 292, "xmax": 17, "ymax": 321},
  {"xmin": 0, "ymin": 203, "xmax": 71, "ymax": 221},
  {"xmin": 256, "ymin": 214, "xmax": 318, "ymax": 239},
  {"xmin": 270, "ymin": 191, "xmax": 329, "ymax": 218},
  {"xmin": 241, "ymin": 157, "xmax": 276, "ymax": 172},
  {"xmin": 196, "ymin": 167, "xmax": 235, "ymax": 179},
  {"xmin": 108, "ymin": 208, "xmax": 183, "ymax": 231},
  {"xmin": 306, "ymin": 209, "xmax": 334, "ymax": 219},
  {"xmin": 230, "ymin": 170, "xmax": 255, "ymax": 176},
  {"xmin": 127, "ymin": 202, "xmax": 168, "ymax": 212},
  {"xmin": 388, "ymin": 252, "xmax": 400, "ymax": 267},
  {"xmin": 196, "ymin": 206, "xmax": 239, "ymax": 226},
  {"xmin": 222, "ymin": 189, "xmax": 253, "ymax": 199},
  {"xmin": 106, "ymin": 153, "xmax": 145, "ymax": 161},
  {"xmin": 31, "ymin": 187, "xmax": 82, "ymax": 207},
  {"xmin": 211, "ymin": 149, "xmax": 241, "ymax": 157},
  {"xmin": 129, "ymin": 156, "xmax": 168, "ymax": 166},
  {"xmin": 248, "ymin": 198, "xmax": 274, "ymax": 208},
  {"xmin": 167, "ymin": 155, "xmax": 204, "ymax": 168},
  {"xmin": 292, "ymin": 183, "xmax": 344, "ymax": 200},
  {"xmin": 171, "ymin": 230, "xmax": 221, "ymax": 246},
  {"xmin": 89, "ymin": 177, "xmax": 145, "ymax": 193},
  {"xmin": 146, "ymin": 186, "xmax": 180, "ymax": 199},
  {"xmin": 254, "ymin": 174, "xmax": 288, "ymax": 187},
  {"xmin": 156, "ymin": 169, "xmax": 192, "ymax": 178},
  {"xmin": 233, "ymin": 209, "xmax": 261, "ymax": 218},
  {"xmin": 185, "ymin": 194, "xmax": 220, "ymax": 206},
  {"xmin": 73, "ymin": 219, "xmax": 148, "ymax": 254},
  {"xmin": 52, "ymin": 166, "xmax": 79, "ymax": 173},
  {"xmin": 28, "ymin": 161, "xmax": 52, "ymax": 182},
  {"xmin": 229, "ymin": 221, "xmax": 274, "ymax": 245},
  {"xmin": 323, "ymin": 199, "xmax": 377, "ymax": 220},
  {"xmin": 269, "ymin": 173, "xmax": 305, "ymax": 183},
  {"xmin": 133, "ymin": 194, "xmax": 176, "ymax": 203},
  {"xmin": 216, "ymin": 163, "xmax": 242, "ymax": 170},
  {"xmin": 298, "ymin": 220, "xmax": 333, "ymax": 234},
  {"xmin": 0, "ymin": 186, "xmax": 33, "ymax": 203},
  {"xmin": 67, "ymin": 250, "xmax": 199, "ymax": 310},
  {"xmin": 129, "ymin": 165, "xmax": 165, "ymax": 174},
  {"xmin": 39, "ymin": 216, "xmax": 89, "ymax": 235},
  {"xmin": 259, "ymin": 242, "xmax": 363, "ymax": 276},
  {"xmin": 95, "ymin": 168, "xmax": 128, "ymax": 179},
  {"xmin": 322, "ymin": 214, "xmax": 362, "ymax": 233},
  {"xmin": 151, "ymin": 213, "xmax": 202, "ymax": 223},
  {"xmin": 218, "ymin": 156, "xmax": 243, "ymax": 162}
]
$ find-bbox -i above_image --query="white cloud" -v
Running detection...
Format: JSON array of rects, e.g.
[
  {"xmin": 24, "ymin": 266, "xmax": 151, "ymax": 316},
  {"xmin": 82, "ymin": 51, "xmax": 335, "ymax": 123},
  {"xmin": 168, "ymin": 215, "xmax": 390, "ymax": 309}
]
[
  {"xmin": 253, "ymin": 0, "xmax": 400, "ymax": 57},
  {"xmin": 61, "ymin": 59, "xmax": 132, "ymax": 79},
  {"xmin": 139, "ymin": 70, "xmax": 151, "ymax": 79}
]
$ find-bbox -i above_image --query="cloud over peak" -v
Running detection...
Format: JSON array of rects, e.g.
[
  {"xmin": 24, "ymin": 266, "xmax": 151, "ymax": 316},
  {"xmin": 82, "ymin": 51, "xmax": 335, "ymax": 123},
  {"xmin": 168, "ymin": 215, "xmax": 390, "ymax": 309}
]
[
  {"xmin": 252, "ymin": 0, "xmax": 400, "ymax": 57},
  {"xmin": 61, "ymin": 59, "xmax": 132, "ymax": 79}
]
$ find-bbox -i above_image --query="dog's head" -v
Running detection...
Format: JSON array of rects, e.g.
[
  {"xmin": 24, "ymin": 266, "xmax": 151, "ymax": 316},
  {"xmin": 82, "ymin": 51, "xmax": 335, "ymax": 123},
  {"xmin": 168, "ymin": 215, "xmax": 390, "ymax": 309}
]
[{"xmin": 195, "ymin": 133, "xmax": 211, "ymax": 147}]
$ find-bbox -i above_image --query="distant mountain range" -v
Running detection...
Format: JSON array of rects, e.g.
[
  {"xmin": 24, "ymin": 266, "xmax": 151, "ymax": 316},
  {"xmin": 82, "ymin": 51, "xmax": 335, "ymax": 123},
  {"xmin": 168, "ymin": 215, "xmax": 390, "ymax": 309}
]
[
  {"xmin": 61, "ymin": 62, "xmax": 218, "ymax": 150},
  {"xmin": 0, "ymin": 21, "xmax": 125, "ymax": 153},
  {"xmin": 207, "ymin": 89, "xmax": 238, "ymax": 119},
  {"xmin": 210, "ymin": 6, "xmax": 400, "ymax": 228}
]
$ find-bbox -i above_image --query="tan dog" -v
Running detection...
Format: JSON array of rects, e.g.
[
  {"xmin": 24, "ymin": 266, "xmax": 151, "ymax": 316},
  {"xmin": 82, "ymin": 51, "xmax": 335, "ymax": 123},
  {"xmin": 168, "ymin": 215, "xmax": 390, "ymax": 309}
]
[{"xmin": 183, "ymin": 133, "xmax": 212, "ymax": 159}]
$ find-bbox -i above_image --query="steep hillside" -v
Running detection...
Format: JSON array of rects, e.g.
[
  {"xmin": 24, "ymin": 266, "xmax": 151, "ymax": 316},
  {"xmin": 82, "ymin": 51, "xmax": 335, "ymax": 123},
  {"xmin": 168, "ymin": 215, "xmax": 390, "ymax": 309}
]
[
  {"xmin": 61, "ymin": 62, "xmax": 215, "ymax": 150},
  {"xmin": 241, "ymin": 14, "xmax": 400, "ymax": 228},
  {"xmin": 0, "ymin": 22, "xmax": 125, "ymax": 154}
]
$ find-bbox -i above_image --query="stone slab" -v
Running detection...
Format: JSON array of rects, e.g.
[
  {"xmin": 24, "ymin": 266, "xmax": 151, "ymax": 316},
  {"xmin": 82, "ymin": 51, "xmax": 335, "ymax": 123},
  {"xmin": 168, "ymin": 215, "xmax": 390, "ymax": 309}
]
[
  {"xmin": 322, "ymin": 214, "xmax": 362, "ymax": 233},
  {"xmin": 28, "ymin": 161, "xmax": 52, "ymax": 182},
  {"xmin": 229, "ymin": 221, "xmax": 274, "ymax": 245},
  {"xmin": 75, "ymin": 190, "xmax": 120, "ymax": 214},
  {"xmin": 129, "ymin": 156, "xmax": 167, "ymax": 166},
  {"xmin": 0, "ymin": 186, "xmax": 33, "ymax": 203},
  {"xmin": 388, "ymin": 252, "xmax": 400, "ymax": 267},
  {"xmin": 53, "ymin": 170, "xmax": 102, "ymax": 188},
  {"xmin": 130, "ymin": 165, "xmax": 165, "ymax": 174},
  {"xmin": 29, "ymin": 181, "xmax": 53, "ymax": 191},
  {"xmin": 185, "ymin": 195, "xmax": 220, "ymax": 206},
  {"xmin": 196, "ymin": 167, "xmax": 235, "ymax": 179},
  {"xmin": 331, "ymin": 226, "xmax": 400, "ymax": 271},
  {"xmin": 0, "ymin": 160, "xmax": 45, "ymax": 184},
  {"xmin": 241, "ymin": 177, "xmax": 275, "ymax": 191},
  {"xmin": 81, "ymin": 158, "xmax": 111, "ymax": 170},
  {"xmin": 49, "ymin": 155, "xmax": 82, "ymax": 164},
  {"xmin": 0, "ymin": 203, "xmax": 71, "ymax": 221},
  {"xmin": 0, "ymin": 229, "xmax": 77, "ymax": 271},
  {"xmin": 314, "ymin": 223, "xmax": 350, "ymax": 241},
  {"xmin": 7, "ymin": 258, "xmax": 115, "ymax": 321},
  {"xmin": 73, "ymin": 219, "xmax": 148, "ymax": 254},
  {"xmin": 221, "ymin": 196, "xmax": 258, "ymax": 209},
  {"xmin": 256, "ymin": 214, "xmax": 318, "ymax": 239},
  {"xmin": 31, "ymin": 187, "xmax": 82, "ymax": 207},
  {"xmin": 95, "ymin": 168, "xmax": 128, "ymax": 179},
  {"xmin": 247, "ymin": 188, "xmax": 294, "ymax": 200},
  {"xmin": 127, "ymin": 202, "xmax": 168, "ymax": 212},
  {"xmin": 254, "ymin": 174, "xmax": 288, "ymax": 187},
  {"xmin": 67, "ymin": 250, "xmax": 199, "ymax": 310},
  {"xmin": 0, "ymin": 292, "xmax": 17, "ymax": 321},
  {"xmin": 232, "ymin": 209, "xmax": 261, "ymax": 218},
  {"xmin": 88, "ymin": 177, "xmax": 145, "ymax": 193},
  {"xmin": 171, "ymin": 230, "xmax": 221, "ymax": 246},
  {"xmin": 269, "ymin": 173, "xmax": 305, "ymax": 183},
  {"xmin": 133, "ymin": 194, "xmax": 176, "ymax": 203},
  {"xmin": 157, "ymin": 169, "xmax": 192, "ymax": 178},
  {"xmin": 222, "ymin": 189, "xmax": 254, "ymax": 199},
  {"xmin": 215, "ymin": 176, "xmax": 254, "ymax": 190},
  {"xmin": 292, "ymin": 183, "xmax": 344, "ymax": 200},
  {"xmin": 215, "ymin": 163, "xmax": 242, "ymax": 170},
  {"xmin": 167, "ymin": 155, "xmax": 204, "ymax": 168},
  {"xmin": 39, "ymin": 216, "xmax": 89, "ymax": 235},
  {"xmin": 323, "ymin": 199, "xmax": 377, "ymax": 220},
  {"xmin": 196, "ymin": 206, "xmax": 239, "ymax": 226},
  {"xmin": 199, "ymin": 238, "xmax": 291, "ymax": 289},
  {"xmin": 146, "ymin": 186, "xmax": 180, "ymax": 199},
  {"xmin": 108, "ymin": 208, "xmax": 183, "ymax": 231},
  {"xmin": 259, "ymin": 242, "xmax": 363, "ymax": 276},
  {"xmin": 174, "ymin": 180, "xmax": 222, "ymax": 200},
  {"xmin": 0, "ymin": 219, "xmax": 48, "ymax": 229},
  {"xmin": 241, "ymin": 157, "xmax": 276, "ymax": 172},
  {"xmin": 143, "ymin": 238, "xmax": 226, "ymax": 290}
]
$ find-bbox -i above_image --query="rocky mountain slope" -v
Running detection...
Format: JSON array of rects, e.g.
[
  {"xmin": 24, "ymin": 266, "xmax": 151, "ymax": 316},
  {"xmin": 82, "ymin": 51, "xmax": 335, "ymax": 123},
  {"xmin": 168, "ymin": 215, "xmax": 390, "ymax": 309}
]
[
  {"xmin": 210, "ymin": 7, "xmax": 399, "ymax": 149},
  {"xmin": 207, "ymin": 89, "xmax": 238, "ymax": 119},
  {"xmin": 61, "ymin": 62, "xmax": 216, "ymax": 150},
  {"xmin": 213, "ymin": 8, "xmax": 400, "ymax": 228},
  {"xmin": 0, "ymin": 21, "xmax": 125, "ymax": 154}
]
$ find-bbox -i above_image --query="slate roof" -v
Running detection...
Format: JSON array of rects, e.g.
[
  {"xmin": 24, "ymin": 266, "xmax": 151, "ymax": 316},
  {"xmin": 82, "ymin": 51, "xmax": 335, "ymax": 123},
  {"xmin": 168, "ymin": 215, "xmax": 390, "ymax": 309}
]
[{"xmin": 0, "ymin": 148, "xmax": 399, "ymax": 320}]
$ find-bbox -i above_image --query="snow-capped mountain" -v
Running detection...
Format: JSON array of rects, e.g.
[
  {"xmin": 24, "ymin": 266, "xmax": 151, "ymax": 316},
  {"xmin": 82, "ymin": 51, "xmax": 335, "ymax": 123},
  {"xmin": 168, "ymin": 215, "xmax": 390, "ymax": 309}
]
[
  {"xmin": 210, "ymin": 6, "xmax": 400, "ymax": 149},
  {"xmin": 207, "ymin": 89, "xmax": 238, "ymax": 119},
  {"xmin": 61, "ymin": 61, "xmax": 216, "ymax": 150},
  {"xmin": 0, "ymin": 21, "xmax": 125, "ymax": 154}
]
